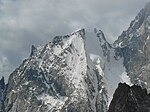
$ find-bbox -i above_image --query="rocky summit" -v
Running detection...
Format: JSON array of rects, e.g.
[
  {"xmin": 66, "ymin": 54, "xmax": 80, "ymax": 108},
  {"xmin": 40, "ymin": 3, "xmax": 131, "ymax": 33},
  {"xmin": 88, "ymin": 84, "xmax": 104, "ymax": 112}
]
[{"xmin": 1, "ymin": 2, "xmax": 150, "ymax": 112}]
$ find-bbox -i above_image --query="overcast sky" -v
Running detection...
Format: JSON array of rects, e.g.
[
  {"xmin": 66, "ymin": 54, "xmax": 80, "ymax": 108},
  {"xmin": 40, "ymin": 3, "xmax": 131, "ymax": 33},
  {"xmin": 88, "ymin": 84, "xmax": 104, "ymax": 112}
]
[{"xmin": 0, "ymin": 0, "xmax": 149, "ymax": 81}]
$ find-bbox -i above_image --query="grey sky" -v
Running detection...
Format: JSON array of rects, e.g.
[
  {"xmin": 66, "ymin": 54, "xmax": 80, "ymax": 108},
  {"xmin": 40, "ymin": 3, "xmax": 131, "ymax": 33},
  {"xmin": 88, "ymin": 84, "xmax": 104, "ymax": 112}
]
[{"xmin": 0, "ymin": 0, "xmax": 149, "ymax": 81}]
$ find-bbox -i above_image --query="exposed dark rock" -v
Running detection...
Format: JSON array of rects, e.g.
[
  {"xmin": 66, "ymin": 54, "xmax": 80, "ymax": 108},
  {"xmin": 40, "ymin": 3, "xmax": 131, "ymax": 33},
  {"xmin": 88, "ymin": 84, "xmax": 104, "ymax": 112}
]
[{"xmin": 108, "ymin": 83, "xmax": 150, "ymax": 112}]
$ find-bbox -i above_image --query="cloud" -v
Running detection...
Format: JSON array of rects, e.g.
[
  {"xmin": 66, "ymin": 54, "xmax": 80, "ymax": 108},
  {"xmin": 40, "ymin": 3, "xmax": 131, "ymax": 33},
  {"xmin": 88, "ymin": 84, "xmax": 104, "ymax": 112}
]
[{"xmin": 0, "ymin": 0, "xmax": 149, "ymax": 81}]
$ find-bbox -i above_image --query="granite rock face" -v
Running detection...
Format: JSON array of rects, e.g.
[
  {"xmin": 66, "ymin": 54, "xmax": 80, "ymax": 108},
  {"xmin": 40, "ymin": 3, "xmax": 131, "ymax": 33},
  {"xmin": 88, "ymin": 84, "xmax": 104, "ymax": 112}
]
[
  {"xmin": 114, "ymin": 2, "xmax": 150, "ymax": 91},
  {"xmin": 108, "ymin": 3, "xmax": 150, "ymax": 112},
  {"xmin": 108, "ymin": 83, "xmax": 150, "ymax": 112}
]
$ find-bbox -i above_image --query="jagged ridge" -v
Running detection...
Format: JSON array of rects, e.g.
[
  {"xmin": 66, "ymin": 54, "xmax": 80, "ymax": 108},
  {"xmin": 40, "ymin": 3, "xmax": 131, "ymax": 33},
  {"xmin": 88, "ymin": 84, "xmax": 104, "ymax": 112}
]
[{"xmin": 113, "ymin": 2, "xmax": 150, "ymax": 92}]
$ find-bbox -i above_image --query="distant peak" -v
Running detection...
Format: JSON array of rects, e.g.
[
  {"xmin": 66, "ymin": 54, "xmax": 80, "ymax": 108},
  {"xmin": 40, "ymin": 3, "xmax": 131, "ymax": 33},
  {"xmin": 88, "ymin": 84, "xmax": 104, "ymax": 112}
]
[
  {"xmin": 94, "ymin": 28, "xmax": 106, "ymax": 41},
  {"xmin": 94, "ymin": 28, "xmax": 112, "ymax": 48}
]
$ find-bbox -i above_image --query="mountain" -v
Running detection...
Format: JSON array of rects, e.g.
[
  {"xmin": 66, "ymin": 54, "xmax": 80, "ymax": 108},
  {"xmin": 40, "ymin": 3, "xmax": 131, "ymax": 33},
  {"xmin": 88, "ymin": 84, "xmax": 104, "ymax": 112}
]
[
  {"xmin": 113, "ymin": 2, "xmax": 150, "ymax": 91},
  {"xmin": 1, "ymin": 28, "xmax": 130, "ymax": 112},
  {"xmin": 108, "ymin": 2, "xmax": 150, "ymax": 112},
  {"xmin": 108, "ymin": 83, "xmax": 150, "ymax": 112},
  {"xmin": 3, "ymin": 29, "xmax": 109, "ymax": 112},
  {"xmin": 1, "ymin": 2, "xmax": 150, "ymax": 112}
]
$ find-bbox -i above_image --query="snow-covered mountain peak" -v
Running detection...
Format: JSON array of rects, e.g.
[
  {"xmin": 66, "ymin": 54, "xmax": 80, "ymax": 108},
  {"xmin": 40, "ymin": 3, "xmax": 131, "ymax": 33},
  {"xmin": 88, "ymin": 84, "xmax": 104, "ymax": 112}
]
[
  {"xmin": 4, "ymin": 28, "xmax": 109, "ymax": 112},
  {"xmin": 30, "ymin": 28, "xmax": 86, "ymax": 59}
]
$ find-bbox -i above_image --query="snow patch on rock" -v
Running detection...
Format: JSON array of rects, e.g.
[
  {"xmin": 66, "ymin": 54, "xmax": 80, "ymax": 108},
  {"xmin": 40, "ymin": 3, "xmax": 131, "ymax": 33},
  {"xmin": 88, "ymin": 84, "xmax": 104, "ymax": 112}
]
[{"xmin": 120, "ymin": 72, "xmax": 133, "ymax": 86}]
